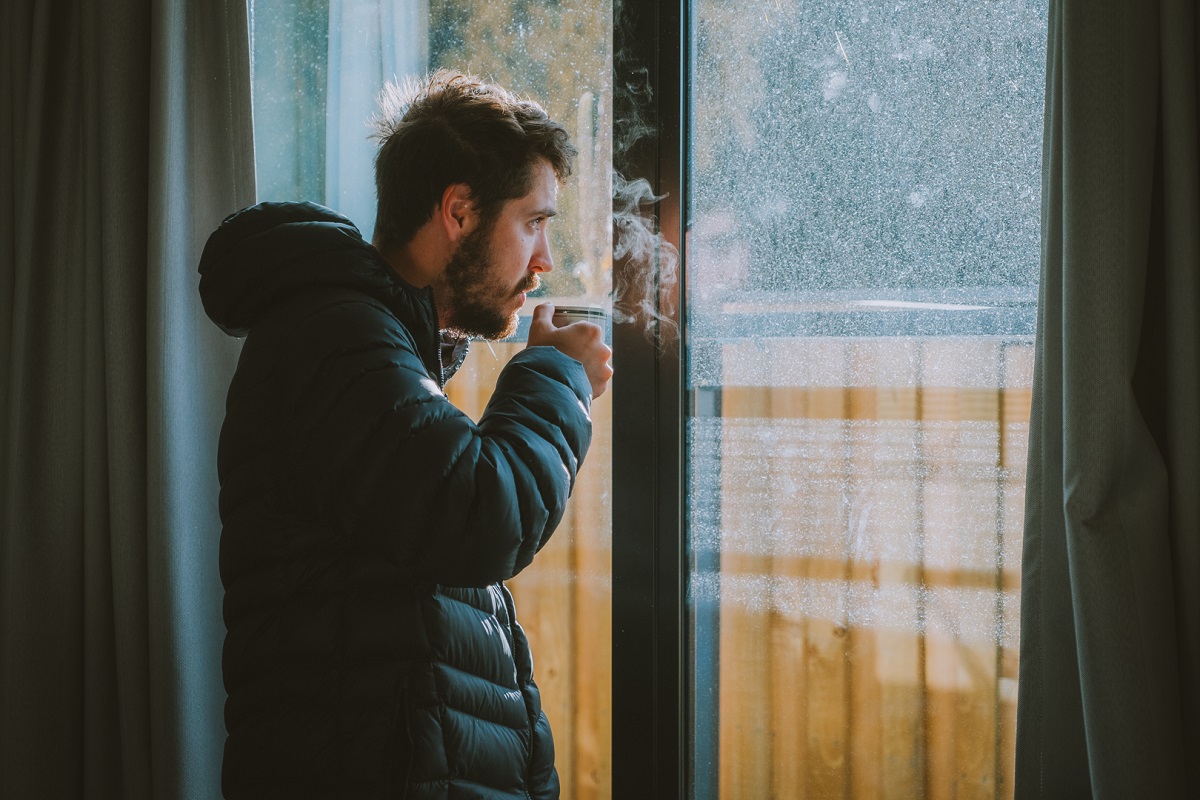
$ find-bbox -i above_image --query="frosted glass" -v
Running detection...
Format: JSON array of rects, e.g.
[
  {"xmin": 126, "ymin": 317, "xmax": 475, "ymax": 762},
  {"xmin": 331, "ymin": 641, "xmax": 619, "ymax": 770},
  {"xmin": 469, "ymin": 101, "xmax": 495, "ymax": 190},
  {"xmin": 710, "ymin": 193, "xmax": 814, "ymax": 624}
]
[{"xmin": 686, "ymin": 1, "xmax": 1047, "ymax": 797}]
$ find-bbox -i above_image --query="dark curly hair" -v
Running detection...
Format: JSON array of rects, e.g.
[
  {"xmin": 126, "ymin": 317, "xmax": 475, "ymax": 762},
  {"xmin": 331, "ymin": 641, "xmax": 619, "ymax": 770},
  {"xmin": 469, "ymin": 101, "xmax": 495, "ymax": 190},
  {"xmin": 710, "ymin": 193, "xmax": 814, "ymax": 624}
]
[{"xmin": 370, "ymin": 69, "xmax": 576, "ymax": 250}]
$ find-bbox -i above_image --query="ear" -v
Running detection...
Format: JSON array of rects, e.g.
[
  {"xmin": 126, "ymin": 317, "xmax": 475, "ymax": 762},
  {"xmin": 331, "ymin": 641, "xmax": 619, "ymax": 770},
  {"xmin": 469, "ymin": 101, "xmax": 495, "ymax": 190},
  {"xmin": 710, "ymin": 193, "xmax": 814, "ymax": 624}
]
[{"xmin": 437, "ymin": 183, "xmax": 478, "ymax": 244}]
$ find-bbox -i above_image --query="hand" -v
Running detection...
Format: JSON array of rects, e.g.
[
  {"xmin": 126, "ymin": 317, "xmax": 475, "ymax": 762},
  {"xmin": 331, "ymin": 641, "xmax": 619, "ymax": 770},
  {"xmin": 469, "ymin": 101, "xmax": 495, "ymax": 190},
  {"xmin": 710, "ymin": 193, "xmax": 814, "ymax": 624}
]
[{"xmin": 527, "ymin": 303, "xmax": 613, "ymax": 399}]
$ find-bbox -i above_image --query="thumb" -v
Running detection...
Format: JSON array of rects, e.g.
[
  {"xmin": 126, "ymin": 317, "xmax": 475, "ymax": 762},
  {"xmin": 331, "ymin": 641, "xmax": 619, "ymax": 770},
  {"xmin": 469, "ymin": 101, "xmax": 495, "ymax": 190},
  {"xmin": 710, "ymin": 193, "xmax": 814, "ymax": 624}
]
[{"xmin": 531, "ymin": 302, "xmax": 556, "ymax": 329}]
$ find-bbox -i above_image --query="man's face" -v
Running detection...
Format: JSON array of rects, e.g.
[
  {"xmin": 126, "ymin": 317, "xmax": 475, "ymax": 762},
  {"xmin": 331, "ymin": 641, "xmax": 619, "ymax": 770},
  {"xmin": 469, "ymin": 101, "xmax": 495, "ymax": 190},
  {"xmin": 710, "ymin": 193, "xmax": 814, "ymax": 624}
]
[{"xmin": 436, "ymin": 158, "xmax": 558, "ymax": 340}]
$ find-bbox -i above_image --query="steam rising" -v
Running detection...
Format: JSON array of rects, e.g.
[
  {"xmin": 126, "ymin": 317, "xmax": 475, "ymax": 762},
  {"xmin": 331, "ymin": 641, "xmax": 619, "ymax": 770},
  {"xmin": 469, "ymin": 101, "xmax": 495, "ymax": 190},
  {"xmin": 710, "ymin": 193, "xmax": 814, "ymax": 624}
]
[
  {"xmin": 611, "ymin": 172, "xmax": 679, "ymax": 343},
  {"xmin": 606, "ymin": 51, "xmax": 680, "ymax": 344},
  {"xmin": 563, "ymin": 35, "xmax": 679, "ymax": 343}
]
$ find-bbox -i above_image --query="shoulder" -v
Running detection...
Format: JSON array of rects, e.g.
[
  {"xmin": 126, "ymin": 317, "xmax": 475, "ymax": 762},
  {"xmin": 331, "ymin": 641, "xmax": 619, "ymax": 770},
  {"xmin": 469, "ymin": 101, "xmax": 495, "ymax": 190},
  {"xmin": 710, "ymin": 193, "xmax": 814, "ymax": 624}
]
[
  {"xmin": 239, "ymin": 286, "xmax": 414, "ymax": 366},
  {"xmin": 232, "ymin": 285, "xmax": 435, "ymax": 412}
]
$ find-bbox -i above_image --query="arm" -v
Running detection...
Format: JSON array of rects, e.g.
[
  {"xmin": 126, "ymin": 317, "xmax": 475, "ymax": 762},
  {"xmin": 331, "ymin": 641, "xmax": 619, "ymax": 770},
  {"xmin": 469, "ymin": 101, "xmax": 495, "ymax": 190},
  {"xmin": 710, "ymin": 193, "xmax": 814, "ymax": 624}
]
[
  {"xmin": 414, "ymin": 346, "xmax": 592, "ymax": 584},
  {"xmin": 275, "ymin": 300, "xmax": 593, "ymax": 587}
]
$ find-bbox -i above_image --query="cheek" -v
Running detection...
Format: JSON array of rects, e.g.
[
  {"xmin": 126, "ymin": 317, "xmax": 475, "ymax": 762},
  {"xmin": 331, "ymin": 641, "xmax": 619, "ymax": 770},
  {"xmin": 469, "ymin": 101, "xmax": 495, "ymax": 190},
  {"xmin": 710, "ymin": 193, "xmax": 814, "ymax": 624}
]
[{"xmin": 512, "ymin": 231, "xmax": 537, "ymax": 265}]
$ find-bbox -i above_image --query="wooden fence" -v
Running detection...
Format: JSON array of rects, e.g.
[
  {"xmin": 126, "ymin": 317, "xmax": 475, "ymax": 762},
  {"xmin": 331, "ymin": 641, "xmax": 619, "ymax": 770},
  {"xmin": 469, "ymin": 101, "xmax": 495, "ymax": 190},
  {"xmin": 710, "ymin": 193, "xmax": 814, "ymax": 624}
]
[{"xmin": 445, "ymin": 336, "xmax": 1031, "ymax": 800}]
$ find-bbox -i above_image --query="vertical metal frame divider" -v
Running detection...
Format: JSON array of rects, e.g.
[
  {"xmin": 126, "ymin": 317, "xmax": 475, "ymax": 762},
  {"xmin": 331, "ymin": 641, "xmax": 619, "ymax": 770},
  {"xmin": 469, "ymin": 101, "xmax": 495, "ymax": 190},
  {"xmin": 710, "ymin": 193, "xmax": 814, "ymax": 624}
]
[{"xmin": 611, "ymin": 0, "xmax": 689, "ymax": 797}]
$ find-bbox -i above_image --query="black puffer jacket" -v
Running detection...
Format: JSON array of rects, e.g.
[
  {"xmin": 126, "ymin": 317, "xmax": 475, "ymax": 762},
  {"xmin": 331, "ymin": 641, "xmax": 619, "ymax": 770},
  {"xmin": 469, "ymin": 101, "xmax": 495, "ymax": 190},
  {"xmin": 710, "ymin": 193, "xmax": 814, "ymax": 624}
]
[{"xmin": 198, "ymin": 202, "xmax": 591, "ymax": 799}]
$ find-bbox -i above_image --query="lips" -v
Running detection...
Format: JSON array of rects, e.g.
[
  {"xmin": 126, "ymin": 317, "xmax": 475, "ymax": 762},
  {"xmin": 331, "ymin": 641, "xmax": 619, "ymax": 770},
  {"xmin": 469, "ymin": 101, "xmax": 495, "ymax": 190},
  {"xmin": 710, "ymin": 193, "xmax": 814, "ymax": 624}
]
[{"xmin": 509, "ymin": 275, "xmax": 539, "ymax": 315}]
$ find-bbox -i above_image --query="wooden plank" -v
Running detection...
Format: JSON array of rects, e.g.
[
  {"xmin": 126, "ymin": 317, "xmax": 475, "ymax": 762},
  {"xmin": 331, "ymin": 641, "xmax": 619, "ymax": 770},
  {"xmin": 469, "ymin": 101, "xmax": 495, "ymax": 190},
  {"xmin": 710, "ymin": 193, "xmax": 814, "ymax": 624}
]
[
  {"xmin": 510, "ymin": 527, "xmax": 576, "ymax": 792},
  {"xmin": 847, "ymin": 338, "xmax": 920, "ymax": 800},
  {"xmin": 997, "ymin": 645, "xmax": 1019, "ymax": 800},
  {"xmin": 863, "ymin": 371, "xmax": 926, "ymax": 800},
  {"xmin": 572, "ymin": 388, "xmax": 612, "ymax": 800},
  {"xmin": 921, "ymin": 340, "xmax": 1002, "ymax": 800},
  {"xmin": 844, "ymin": 381, "xmax": 878, "ymax": 799},
  {"xmin": 847, "ymin": 623, "xmax": 882, "ymax": 799},
  {"xmin": 801, "ymin": 374, "xmax": 852, "ymax": 799},
  {"xmin": 805, "ymin": 610, "xmax": 851, "ymax": 798},
  {"xmin": 717, "ymin": 364, "xmax": 775, "ymax": 797},
  {"xmin": 770, "ymin": 596, "xmax": 809, "ymax": 799},
  {"xmin": 996, "ymin": 340, "xmax": 1030, "ymax": 800},
  {"xmin": 875, "ymin": 568, "xmax": 927, "ymax": 800},
  {"xmin": 716, "ymin": 341, "xmax": 758, "ymax": 799},
  {"xmin": 716, "ymin": 385, "xmax": 1022, "ymax": 423},
  {"xmin": 766, "ymin": 404, "xmax": 811, "ymax": 800}
]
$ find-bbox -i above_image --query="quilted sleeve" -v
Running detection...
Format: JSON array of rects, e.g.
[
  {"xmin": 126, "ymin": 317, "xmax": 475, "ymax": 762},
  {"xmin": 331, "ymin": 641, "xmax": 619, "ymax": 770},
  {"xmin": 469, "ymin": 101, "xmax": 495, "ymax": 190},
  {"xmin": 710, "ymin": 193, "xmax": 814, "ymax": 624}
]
[{"xmin": 275, "ymin": 300, "xmax": 593, "ymax": 587}]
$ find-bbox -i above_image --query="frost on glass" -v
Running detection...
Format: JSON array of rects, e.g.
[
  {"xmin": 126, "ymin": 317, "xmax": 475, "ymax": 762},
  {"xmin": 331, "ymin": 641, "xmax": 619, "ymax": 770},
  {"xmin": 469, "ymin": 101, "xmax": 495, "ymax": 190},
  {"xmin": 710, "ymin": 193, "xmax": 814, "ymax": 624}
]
[
  {"xmin": 686, "ymin": 1, "xmax": 1047, "ymax": 797},
  {"xmin": 690, "ymin": 0, "xmax": 1046, "ymax": 294}
]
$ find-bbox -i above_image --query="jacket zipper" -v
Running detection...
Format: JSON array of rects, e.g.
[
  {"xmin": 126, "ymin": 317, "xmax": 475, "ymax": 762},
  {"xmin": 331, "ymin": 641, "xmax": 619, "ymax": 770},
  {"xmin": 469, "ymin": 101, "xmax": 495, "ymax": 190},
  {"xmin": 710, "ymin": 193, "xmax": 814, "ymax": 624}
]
[{"xmin": 388, "ymin": 680, "xmax": 414, "ymax": 799}]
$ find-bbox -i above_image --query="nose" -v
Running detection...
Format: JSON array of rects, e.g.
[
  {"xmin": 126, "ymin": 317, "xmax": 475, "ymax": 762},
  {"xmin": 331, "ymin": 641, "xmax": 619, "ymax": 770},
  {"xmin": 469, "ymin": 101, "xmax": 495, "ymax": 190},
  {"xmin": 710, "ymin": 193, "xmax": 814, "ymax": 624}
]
[{"xmin": 530, "ymin": 227, "xmax": 553, "ymax": 273}]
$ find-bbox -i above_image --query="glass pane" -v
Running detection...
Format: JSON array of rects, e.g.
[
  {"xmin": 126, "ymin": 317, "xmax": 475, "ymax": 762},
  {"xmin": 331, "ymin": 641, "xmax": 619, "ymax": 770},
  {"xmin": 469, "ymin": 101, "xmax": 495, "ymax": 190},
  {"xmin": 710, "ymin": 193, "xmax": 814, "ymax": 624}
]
[
  {"xmin": 425, "ymin": 9, "xmax": 614, "ymax": 799},
  {"xmin": 686, "ymin": 2, "xmax": 1047, "ymax": 798},
  {"xmin": 249, "ymin": 2, "xmax": 613, "ymax": 796}
]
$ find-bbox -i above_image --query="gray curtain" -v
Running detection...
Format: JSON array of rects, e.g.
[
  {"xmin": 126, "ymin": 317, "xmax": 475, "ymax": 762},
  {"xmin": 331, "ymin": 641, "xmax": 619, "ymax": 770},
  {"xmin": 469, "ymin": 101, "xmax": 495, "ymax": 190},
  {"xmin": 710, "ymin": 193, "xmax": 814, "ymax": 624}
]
[
  {"xmin": 0, "ymin": 0, "xmax": 254, "ymax": 797},
  {"xmin": 1016, "ymin": 0, "xmax": 1199, "ymax": 796}
]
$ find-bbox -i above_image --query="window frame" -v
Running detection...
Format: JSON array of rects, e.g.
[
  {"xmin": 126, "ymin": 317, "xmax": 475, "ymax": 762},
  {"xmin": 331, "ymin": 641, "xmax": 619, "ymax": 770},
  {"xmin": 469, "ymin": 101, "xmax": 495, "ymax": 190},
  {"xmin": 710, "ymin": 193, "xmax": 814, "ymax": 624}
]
[{"xmin": 611, "ymin": 0, "xmax": 691, "ymax": 797}]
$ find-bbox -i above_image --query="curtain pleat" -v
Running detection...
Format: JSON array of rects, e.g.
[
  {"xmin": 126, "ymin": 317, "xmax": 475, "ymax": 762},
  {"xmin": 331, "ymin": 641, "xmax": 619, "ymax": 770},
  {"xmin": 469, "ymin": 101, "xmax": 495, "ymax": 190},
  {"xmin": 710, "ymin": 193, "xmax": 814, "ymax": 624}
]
[
  {"xmin": 1155, "ymin": 0, "xmax": 1200, "ymax": 769},
  {"xmin": 146, "ymin": 1, "xmax": 255, "ymax": 796},
  {"xmin": 1016, "ymin": 0, "xmax": 1200, "ymax": 796},
  {"xmin": 0, "ymin": 0, "xmax": 254, "ymax": 796}
]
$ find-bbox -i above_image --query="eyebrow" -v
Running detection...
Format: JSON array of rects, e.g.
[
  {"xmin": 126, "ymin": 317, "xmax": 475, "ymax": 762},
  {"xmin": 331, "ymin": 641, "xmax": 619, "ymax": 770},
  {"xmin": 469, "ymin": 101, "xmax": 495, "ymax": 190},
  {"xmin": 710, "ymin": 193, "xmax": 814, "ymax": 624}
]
[{"xmin": 532, "ymin": 208, "xmax": 558, "ymax": 219}]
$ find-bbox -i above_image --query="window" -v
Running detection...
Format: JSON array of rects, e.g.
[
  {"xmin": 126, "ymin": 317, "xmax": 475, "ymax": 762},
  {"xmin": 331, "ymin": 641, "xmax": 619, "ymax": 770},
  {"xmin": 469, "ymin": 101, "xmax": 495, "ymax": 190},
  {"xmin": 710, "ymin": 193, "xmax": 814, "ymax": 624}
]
[
  {"xmin": 250, "ymin": 0, "xmax": 1048, "ymax": 796},
  {"xmin": 249, "ymin": 1, "xmax": 614, "ymax": 796}
]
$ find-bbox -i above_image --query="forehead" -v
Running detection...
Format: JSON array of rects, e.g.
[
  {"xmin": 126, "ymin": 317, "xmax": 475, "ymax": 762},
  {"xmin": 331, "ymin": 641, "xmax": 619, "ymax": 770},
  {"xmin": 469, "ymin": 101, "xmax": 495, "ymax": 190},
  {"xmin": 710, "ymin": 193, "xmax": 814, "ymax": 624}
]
[{"xmin": 511, "ymin": 158, "xmax": 558, "ymax": 211}]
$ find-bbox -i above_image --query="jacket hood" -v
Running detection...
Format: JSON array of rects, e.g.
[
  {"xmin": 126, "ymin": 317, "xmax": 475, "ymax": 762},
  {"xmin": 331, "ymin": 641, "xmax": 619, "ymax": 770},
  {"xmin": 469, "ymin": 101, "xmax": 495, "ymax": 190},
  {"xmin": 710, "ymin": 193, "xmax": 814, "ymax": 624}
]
[{"xmin": 198, "ymin": 201, "xmax": 435, "ymax": 338}]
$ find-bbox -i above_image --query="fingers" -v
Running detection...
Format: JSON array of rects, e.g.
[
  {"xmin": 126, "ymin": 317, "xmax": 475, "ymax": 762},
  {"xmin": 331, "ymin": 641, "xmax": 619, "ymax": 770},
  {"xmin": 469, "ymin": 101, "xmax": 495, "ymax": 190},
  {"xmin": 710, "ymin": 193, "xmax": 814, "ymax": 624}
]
[
  {"xmin": 589, "ymin": 352, "xmax": 614, "ymax": 399},
  {"xmin": 526, "ymin": 302, "xmax": 556, "ymax": 346},
  {"xmin": 571, "ymin": 328, "xmax": 612, "ymax": 399},
  {"xmin": 524, "ymin": 302, "xmax": 613, "ymax": 398}
]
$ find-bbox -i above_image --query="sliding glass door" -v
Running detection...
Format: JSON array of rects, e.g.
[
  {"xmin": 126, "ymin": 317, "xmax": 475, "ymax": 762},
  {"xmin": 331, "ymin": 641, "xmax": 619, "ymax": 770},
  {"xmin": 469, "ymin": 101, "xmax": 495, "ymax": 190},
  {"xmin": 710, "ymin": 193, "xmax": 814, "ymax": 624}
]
[
  {"xmin": 684, "ymin": 1, "xmax": 1046, "ymax": 796},
  {"xmin": 613, "ymin": 0, "xmax": 1047, "ymax": 798}
]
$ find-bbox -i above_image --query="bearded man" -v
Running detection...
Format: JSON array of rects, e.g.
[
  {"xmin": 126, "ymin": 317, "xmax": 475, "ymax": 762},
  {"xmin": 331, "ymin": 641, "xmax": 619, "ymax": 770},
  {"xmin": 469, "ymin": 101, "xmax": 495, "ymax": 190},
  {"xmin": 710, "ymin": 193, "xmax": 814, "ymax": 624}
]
[{"xmin": 198, "ymin": 69, "xmax": 611, "ymax": 800}]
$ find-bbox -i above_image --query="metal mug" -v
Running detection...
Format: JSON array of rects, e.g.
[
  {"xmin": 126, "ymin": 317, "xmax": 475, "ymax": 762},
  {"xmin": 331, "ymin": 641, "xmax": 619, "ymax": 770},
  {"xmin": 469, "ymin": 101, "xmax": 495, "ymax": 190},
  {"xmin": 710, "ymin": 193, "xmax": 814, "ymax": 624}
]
[
  {"xmin": 551, "ymin": 305, "xmax": 608, "ymax": 326},
  {"xmin": 551, "ymin": 305, "xmax": 611, "ymax": 344}
]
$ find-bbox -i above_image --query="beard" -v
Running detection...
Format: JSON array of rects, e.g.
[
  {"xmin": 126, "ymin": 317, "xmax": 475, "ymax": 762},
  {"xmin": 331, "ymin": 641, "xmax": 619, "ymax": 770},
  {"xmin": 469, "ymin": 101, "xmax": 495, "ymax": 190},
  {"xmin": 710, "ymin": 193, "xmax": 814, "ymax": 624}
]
[{"xmin": 434, "ymin": 220, "xmax": 538, "ymax": 340}]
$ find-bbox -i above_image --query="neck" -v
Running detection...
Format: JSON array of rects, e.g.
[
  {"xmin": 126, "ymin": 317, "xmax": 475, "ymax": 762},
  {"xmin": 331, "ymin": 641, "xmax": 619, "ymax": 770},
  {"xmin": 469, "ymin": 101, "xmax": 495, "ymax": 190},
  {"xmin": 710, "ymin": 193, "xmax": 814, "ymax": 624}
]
[
  {"xmin": 375, "ymin": 230, "xmax": 453, "ymax": 329},
  {"xmin": 376, "ymin": 222, "xmax": 449, "ymax": 284}
]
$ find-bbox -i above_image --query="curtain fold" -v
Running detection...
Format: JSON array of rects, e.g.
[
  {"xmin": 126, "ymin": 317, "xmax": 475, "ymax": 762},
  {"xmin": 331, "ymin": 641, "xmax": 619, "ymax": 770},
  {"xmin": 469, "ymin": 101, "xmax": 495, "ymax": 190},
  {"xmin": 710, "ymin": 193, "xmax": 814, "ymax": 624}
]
[
  {"xmin": 1016, "ymin": 0, "xmax": 1200, "ymax": 796},
  {"xmin": 147, "ymin": 1, "xmax": 255, "ymax": 796},
  {"xmin": 0, "ymin": 0, "xmax": 254, "ymax": 797}
]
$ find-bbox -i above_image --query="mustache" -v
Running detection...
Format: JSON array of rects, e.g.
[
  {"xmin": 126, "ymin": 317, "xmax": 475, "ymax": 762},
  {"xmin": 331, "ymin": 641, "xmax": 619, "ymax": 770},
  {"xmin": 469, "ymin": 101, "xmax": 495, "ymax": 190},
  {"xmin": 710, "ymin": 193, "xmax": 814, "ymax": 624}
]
[{"xmin": 516, "ymin": 274, "xmax": 540, "ymax": 295}]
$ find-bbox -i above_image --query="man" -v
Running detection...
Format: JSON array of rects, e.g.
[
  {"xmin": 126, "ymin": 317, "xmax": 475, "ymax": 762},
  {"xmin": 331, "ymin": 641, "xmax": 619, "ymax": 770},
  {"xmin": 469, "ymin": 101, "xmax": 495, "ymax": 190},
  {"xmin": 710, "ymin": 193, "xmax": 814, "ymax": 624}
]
[{"xmin": 198, "ymin": 70, "xmax": 611, "ymax": 799}]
